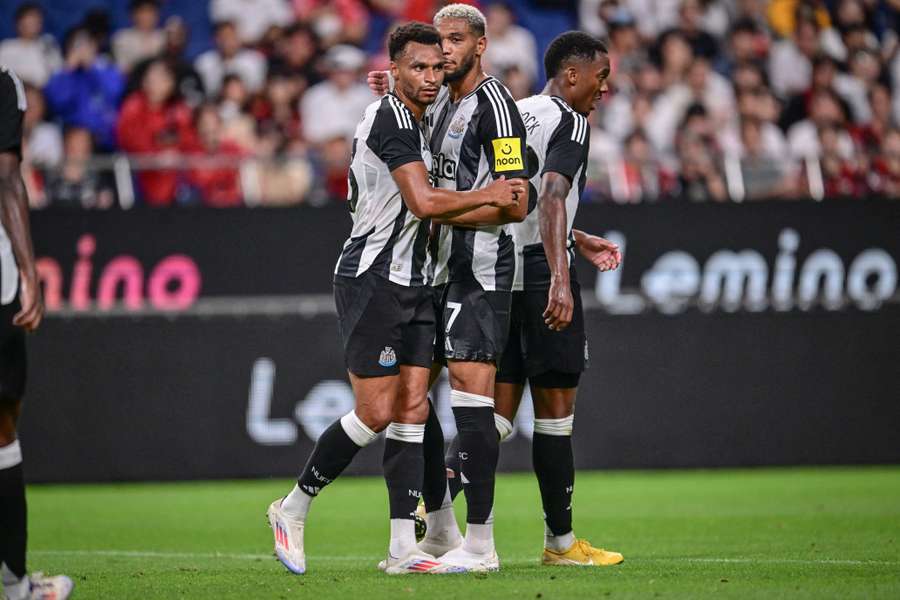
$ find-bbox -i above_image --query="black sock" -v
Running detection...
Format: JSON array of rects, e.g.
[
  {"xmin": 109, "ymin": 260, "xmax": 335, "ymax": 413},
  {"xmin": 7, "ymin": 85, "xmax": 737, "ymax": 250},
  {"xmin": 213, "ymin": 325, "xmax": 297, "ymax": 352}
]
[
  {"xmin": 296, "ymin": 418, "xmax": 364, "ymax": 496},
  {"xmin": 422, "ymin": 400, "xmax": 449, "ymax": 513},
  {"xmin": 533, "ymin": 432, "xmax": 574, "ymax": 536},
  {"xmin": 452, "ymin": 406, "xmax": 498, "ymax": 525},
  {"xmin": 0, "ymin": 452, "xmax": 27, "ymax": 579},
  {"xmin": 444, "ymin": 436, "xmax": 464, "ymax": 501},
  {"xmin": 383, "ymin": 429, "xmax": 424, "ymax": 520}
]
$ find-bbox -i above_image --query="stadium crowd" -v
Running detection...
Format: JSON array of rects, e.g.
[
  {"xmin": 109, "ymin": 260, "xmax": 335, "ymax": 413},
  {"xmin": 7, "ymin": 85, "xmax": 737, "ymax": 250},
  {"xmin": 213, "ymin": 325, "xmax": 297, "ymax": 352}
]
[{"xmin": 1, "ymin": 0, "xmax": 898, "ymax": 207}]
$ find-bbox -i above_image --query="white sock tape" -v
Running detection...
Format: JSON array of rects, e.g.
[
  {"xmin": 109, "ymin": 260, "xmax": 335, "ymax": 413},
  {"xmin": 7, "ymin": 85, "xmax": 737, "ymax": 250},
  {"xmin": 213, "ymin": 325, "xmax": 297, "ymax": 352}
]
[
  {"xmin": 450, "ymin": 390, "xmax": 494, "ymax": 408},
  {"xmin": 494, "ymin": 414, "xmax": 513, "ymax": 441},
  {"xmin": 533, "ymin": 415, "xmax": 574, "ymax": 436},
  {"xmin": 385, "ymin": 422, "xmax": 425, "ymax": 444},
  {"xmin": 340, "ymin": 411, "xmax": 377, "ymax": 447},
  {"xmin": 0, "ymin": 440, "xmax": 22, "ymax": 470}
]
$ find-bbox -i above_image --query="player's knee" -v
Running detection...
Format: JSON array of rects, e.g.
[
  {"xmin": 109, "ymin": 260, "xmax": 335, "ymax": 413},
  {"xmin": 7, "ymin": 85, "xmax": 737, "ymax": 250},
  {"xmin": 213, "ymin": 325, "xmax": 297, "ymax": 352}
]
[{"xmin": 353, "ymin": 404, "xmax": 393, "ymax": 433}]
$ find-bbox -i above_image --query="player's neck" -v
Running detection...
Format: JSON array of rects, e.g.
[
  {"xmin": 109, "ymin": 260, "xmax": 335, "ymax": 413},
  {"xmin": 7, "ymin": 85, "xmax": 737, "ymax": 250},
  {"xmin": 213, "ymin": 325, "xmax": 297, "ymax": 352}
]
[
  {"xmin": 448, "ymin": 67, "xmax": 486, "ymax": 102},
  {"xmin": 544, "ymin": 80, "xmax": 572, "ymax": 107},
  {"xmin": 394, "ymin": 89, "xmax": 426, "ymax": 121}
]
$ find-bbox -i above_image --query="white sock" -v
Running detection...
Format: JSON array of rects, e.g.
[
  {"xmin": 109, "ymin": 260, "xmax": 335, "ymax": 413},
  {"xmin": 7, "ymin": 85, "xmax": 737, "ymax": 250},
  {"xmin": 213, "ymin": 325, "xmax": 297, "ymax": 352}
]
[
  {"xmin": 424, "ymin": 506, "xmax": 462, "ymax": 543},
  {"xmin": 544, "ymin": 522, "xmax": 576, "ymax": 552},
  {"xmin": 280, "ymin": 483, "xmax": 314, "ymax": 521},
  {"xmin": 389, "ymin": 519, "xmax": 417, "ymax": 558},
  {"xmin": 463, "ymin": 521, "xmax": 494, "ymax": 555},
  {"xmin": 1, "ymin": 563, "xmax": 29, "ymax": 600}
]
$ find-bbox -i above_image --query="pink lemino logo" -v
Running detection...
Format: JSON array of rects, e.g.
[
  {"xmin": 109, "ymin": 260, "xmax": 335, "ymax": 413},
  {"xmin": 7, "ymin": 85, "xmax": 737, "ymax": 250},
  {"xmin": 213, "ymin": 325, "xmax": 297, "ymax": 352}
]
[{"xmin": 37, "ymin": 234, "xmax": 202, "ymax": 312}]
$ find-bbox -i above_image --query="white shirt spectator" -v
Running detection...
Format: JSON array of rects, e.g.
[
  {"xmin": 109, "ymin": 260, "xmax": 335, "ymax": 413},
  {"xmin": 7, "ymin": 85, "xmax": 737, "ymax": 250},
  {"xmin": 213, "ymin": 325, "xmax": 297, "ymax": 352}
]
[
  {"xmin": 26, "ymin": 122, "xmax": 63, "ymax": 168},
  {"xmin": 485, "ymin": 26, "xmax": 538, "ymax": 85},
  {"xmin": 112, "ymin": 28, "xmax": 165, "ymax": 73},
  {"xmin": 195, "ymin": 48, "xmax": 267, "ymax": 96},
  {"xmin": 718, "ymin": 121, "xmax": 789, "ymax": 161},
  {"xmin": 0, "ymin": 36, "xmax": 62, "ymax": 87},
  {"xmin": 787, "ymin": 120, "xmax": 855, "ymax": 160},
  {"xmin": 300, "ymin": 79, "xmax": 374, "ymax": 144},
  {"xmin": 210, "ymin": 0, "xmax": 293, "ymax": 44},
  {"xmin": 768, "ymin": 40, "xmax": 812, "ymax": 99},
  {"xmin": 626, "ymin": 0, "xmax": 681, "ymax": 39}
]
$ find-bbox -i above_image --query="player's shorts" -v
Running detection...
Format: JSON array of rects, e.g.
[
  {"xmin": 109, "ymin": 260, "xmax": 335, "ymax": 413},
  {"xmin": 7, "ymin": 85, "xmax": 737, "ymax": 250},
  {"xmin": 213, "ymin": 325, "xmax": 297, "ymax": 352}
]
[
  {"xmin": 431, "ymin": 283, "xmax": 447, "ymax": 366},
  {"xmin": 496, "ymin": 279, "xmax": 587, "ymax": 388},
  {"xmin": 0, "ymin": 300, "xmax": 27, "ymax": 403},
  {"xmin": 438, "ymin": 276, "xmax": 512, "ymax": 365},
  {"xmin": 333, "ymin": 272, "xmax": 435, "ymax": 378}
]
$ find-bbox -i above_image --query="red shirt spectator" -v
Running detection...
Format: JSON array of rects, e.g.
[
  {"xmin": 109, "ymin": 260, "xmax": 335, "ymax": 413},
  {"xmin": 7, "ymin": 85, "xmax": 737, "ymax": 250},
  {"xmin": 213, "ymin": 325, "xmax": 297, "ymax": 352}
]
[
  {"xmin": 117, "ymin": 59, "xmax": 194, "ymax": 205},
  {"xmin": 184, "ymin": 104, "xmax": 246, "ymax": 207}
]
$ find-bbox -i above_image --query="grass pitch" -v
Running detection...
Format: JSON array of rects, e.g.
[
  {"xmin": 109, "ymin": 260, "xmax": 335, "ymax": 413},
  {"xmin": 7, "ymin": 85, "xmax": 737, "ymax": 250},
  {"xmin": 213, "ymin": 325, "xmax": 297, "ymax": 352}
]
[{"xmin": 20, "ymin": 467, "xmax": 900, "ymax": 599}]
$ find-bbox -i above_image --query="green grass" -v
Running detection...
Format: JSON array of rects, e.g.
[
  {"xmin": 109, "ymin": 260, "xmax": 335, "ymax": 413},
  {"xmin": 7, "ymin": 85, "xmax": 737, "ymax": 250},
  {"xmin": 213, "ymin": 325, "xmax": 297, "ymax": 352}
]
[{"xmin": 18, "ymin": 467, "xmax": 900, "ymax": 599}]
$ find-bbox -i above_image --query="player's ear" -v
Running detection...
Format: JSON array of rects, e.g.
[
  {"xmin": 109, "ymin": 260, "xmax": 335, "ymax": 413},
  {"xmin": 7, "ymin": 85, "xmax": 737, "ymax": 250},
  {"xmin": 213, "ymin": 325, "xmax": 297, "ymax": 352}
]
[
  {"xmin": 476, "ymin": 35, "xmax": 487, "ymax": 58},
  {"xmin": 389, "ymin": 60, "xmax": 400, "ymax": 83},
  {"xmin": 566, "ymin": 65, "xmax": 578, "ymax": 87}
]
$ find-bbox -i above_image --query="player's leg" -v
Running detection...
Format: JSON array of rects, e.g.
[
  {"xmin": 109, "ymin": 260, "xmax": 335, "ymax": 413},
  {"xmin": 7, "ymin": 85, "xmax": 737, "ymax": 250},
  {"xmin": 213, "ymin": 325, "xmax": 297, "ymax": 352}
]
[
  {"xmin": 0, "ymin": 398, "xmax": 29, "ymax": 600},
  {"xmin": 269, "ymin": 273, "xmax": 397, "ymax": 574}
]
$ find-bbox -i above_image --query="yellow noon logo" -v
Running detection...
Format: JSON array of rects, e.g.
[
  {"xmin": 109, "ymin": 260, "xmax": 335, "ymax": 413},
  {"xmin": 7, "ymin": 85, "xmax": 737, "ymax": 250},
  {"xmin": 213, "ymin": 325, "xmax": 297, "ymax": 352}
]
[{"xmin": 492, "ymin": 137, "xmax": 523, "ymax": 172}]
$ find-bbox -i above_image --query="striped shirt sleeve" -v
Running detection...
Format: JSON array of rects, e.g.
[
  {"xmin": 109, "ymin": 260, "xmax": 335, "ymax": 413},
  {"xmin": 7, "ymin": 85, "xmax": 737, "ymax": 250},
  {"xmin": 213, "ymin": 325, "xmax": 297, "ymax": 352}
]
[
  {"xmin": 477, "ymin": 80, "xmax": 529, "ymax": 180},
  {"xmin": 542, "ymin": 106, "xmax": 588, "ymax": 183},
  {"xmin": 368, "ymin": 94, "xmax": 425, "ymax": 172}
]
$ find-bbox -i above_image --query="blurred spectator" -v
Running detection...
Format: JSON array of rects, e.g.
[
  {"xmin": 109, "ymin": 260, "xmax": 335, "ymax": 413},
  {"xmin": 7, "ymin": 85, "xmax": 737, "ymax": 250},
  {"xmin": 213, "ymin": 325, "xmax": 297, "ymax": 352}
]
[
  {"xmin": 738, "ymin": 118, "xmax": 795, "ymax": 200},
  {"xmin": 869, "ymin": 128, "xmax": 900, "ymax": 196},
  {"xmin": 185, "ymin": 104, "xmax": 245, "ymax": 207},
  {"xmin": 217, "ymin": 74, "xmax": 260, "ymax": 152},
  {"xmin": 623, "ymin": 0, "xmax": 682, "ymax": 40},
  {"xmin": 501, "ymin": 66, "xmax": 533, "ymax": 101},
  {"xmin": 44, "ymin": 127, "xmax": 116, "ymax": 209},
  {"xmin": 210, "ymin": 0, "xmax": 293, "ymax": 45},
  {"xmin": 195, "ymin": 21, "xmax": 267, "ymax": 96},
  {"xmin": 767, "ymin": 0, "xmax": 831, "ymax": 39},
  {"xmin": 300, "ymin": 44, "xmax": 374, "ymax": 145},
  {"xmin": 117, "ymin": 60, "xmax": 194, "ymax": 205},
  {"xmin": 854, "ymin": 83, "xmax": 896, "ymax": 154},
  {"xmin": 0, "ymin": 3, "xmax": 62, "ymax": 87},
  {"xmin": 818, "ymin": 123, "xmax": 866, "ymax": 195},
  {"xmin": 22, "ymin": 84, "xmax": 62, "ymax": 169},
  {"xmin": 484, "ymin": 2, "xmax": 538, "ymax": 91},
  {"xmin": 787, "ymin": 88, "xmax": 856, "ymax": 160},
  {"xmin": 252, "ymin": 68, "xmax": 304, "ymax": 146},
  {"xmin": 715, "ymin": 18, "xmax": 768, "ymax": 79},
  {"xmin": 674, "ymin": 105, "xmax": 729, "ymax": 201},
  {"xmin": 112, "ymin": 0, "xmax": 165, "ymax": 73},
  {"xmin": 44, "ymin": 27, "xmax": 124, "ymax": 151},
  {"xmin": 293, "ymin": 0, "xmax": 370, "ymax": 48},
  {"xmin": 269, "ymin": 23, "xmax": 322, "ymax": 93},
  {"xmin": 780, "ymin": 54, "xmax": 853, "ymax": 131},
  {"xmin": 768, "ymin": 14, "xmax": 820, "ymax": 98},
  {"xmin": 129, "ymin": 17, "xmax": 206, "ymax": 108},
  {"xmin": 660, "ymin": 0, "xmax": 720, "ymax": 60},
  {"xmin": 606, "ymin": 8, "xmax": 646, "ymax": 88}
]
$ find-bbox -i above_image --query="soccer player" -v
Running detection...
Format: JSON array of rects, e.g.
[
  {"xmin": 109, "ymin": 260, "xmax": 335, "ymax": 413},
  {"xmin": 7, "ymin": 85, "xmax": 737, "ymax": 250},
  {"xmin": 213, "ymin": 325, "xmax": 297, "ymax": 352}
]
[
  {"xmin": 0, "ymin": 66, "xmax": 73, "ymax": 600},
  {"xmin": 266, "ymin": 23, "xmax": 524, "ymax": 576},
  {"xmin": 435, "ymin": 31, "xmax": 626, "ymax": 567}
]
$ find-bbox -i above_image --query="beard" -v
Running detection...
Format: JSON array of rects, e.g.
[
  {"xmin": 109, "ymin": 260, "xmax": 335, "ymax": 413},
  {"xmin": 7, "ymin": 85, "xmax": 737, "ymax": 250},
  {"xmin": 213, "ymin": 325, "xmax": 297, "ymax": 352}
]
[{"xmin": 443, "ymin": 52, "xmax": 476, "ymax": 83}]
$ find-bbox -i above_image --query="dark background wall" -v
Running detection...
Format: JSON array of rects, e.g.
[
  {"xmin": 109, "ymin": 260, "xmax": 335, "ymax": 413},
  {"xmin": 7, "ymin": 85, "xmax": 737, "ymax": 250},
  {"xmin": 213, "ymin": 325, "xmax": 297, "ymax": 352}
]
[{"xmin": 18, "ymin": 201, "xmax": 900, "ymax": 482}]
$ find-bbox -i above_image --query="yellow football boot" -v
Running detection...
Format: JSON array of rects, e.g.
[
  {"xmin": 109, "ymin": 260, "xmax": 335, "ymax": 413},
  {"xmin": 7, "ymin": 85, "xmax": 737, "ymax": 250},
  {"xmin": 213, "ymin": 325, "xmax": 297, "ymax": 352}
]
[{"xmin": 542, "ymin": 539, "xmax": 624, "ymax": 567}]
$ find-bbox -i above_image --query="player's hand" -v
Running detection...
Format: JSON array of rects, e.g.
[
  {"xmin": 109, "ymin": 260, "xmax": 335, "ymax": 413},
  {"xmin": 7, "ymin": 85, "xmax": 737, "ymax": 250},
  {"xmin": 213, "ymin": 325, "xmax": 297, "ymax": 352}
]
[
  {"xmin": 367, "ymin": 70, "xmax": 390, "ymax": 95},
  {"xmin": 14, "ymin": 269, "xmax": 44, "ymax": 333},
  {"xmin": 486, "ymin": 175, "xmax": 525, "ymax": 208},
  {"xmin": 544, "ymin": 276, "xmax": 574, "ymax": 331},
  {"xmin": 576, "ymin": 234, "xmax": 621, "ymax": 272}
]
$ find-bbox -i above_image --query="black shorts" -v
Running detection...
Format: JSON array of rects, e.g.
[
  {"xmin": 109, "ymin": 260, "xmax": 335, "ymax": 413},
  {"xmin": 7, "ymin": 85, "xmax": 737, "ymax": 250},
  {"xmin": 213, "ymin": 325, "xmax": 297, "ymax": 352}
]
[
  {"xmin": 431, "ymin": 284, "xmax": 447, "ymax": 366},
  {"xmin": 439, "ymin": 277, "xmax": 512, "ymax": 365},
  {"xmin": 0, "ymin": 300, "xmax": 27, "ymax": 403},
  {"xmin": 334, "ymin": 272, "xmax": 435, "ymax": 378},
  {"xmin": 496, "ymin": 279, "xmax": 588, "ymax": 386}
]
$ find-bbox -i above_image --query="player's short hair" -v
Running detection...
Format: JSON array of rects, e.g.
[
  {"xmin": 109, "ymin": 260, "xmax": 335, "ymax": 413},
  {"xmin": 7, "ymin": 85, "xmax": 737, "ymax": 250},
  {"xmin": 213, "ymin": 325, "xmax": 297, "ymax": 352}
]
[
  {"xmin": 433, "ymin": 3, "xmax": 487, "ymax": 37},
  {"xmin": 388, "ymin": 22, "xmax": 441, "ymax": 61},
  {"xmin": 130, "ymin": 0, "xmax": 160, "ymax": 12},
  {"xmin": 544, "ymin": 31, "xmax": 608, "ymax": 80}
]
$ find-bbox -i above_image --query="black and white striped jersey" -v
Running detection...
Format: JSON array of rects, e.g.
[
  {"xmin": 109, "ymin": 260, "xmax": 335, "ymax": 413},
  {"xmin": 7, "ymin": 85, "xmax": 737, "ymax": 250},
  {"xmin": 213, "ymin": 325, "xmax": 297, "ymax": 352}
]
[
  {"xmin": 334, "ymin": 93, "xmax": 433, "ymax": 287},
  {"xmin": 425, "ymin": 77, "xmax": 528, "ymax": 292},
  {"xmin": 511, "ymin": 94, "xmax": 590, "ymax": 291},
  {"xmin": 0, "ymin": 66, "xmax": 25, "ymax": 305}
]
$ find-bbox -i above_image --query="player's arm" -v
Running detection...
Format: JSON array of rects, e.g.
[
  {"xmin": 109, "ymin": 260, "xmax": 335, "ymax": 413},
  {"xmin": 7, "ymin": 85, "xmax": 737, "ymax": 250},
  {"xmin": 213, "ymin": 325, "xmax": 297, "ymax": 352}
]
[
  {"xmin": 540, "ymin": 171, "xmax": 574, "ymax": 331},
  {"xmin": 392, "ymin": 161, "xmax": 522, "ymax": 220},
  {"xmin": 539, "ymin": 109, "xmax": 589, "ymax": 331},
  {"xmin": 434, "ymin": 197, "xmax": 523, "ymax": 226},
  {"xmin": 0, "ymin": 72, "xmax": 43, "ymax": 332}
]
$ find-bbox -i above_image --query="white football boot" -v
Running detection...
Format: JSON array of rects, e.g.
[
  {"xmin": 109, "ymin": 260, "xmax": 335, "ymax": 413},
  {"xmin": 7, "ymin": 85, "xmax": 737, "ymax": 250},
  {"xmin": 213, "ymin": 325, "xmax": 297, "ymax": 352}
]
[
  {"xmin": 377, "ymin": 550, "xmax": 467, "ymax": 574},
  {"xmin": 438, "ymin": 544, "xmax": 500, "ymax": 572},
  {"xmin": 267, "ymin": 498, "xmax": 306, "ymax": 574},
  {"xmin": 26, "ymin": 572, "xmax": 74, "ymax": 600}
]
